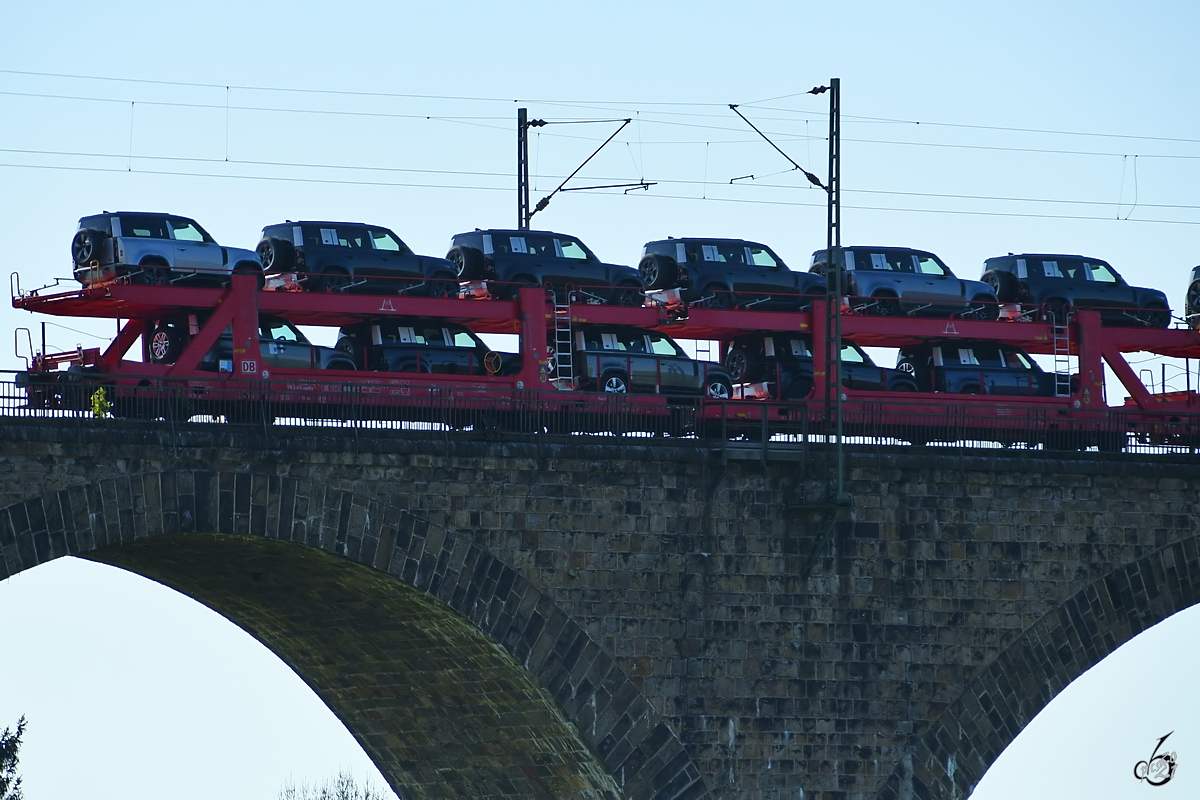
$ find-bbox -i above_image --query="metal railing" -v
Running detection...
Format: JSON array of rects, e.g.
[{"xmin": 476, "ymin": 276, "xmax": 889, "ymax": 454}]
[{"xmin": 2, "ymin": 371, "xmax": 1199, "ymax": 457}]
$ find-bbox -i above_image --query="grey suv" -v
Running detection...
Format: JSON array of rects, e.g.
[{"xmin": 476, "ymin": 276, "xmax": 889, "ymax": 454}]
[
  {"xmin": 146, "ymin": 314, "xmax": 355, "ymax": 371},
  {"xmin": 639, "ymin": 237, "xmax": 826, "ymax": 310},
  {"xmin": 810, "ymin": 246, "xmax": 998, "ymax": 319},
  {"xmin": 446, "ymin": 229, "xmax": 644, "ymax": 304},
  {"xmin": 572, "ymin": 326, "xmax": 732, "ymax": 398},
  {"xmin": 258, "ymin": 221, "xmax": 459, "ymax": 296},
  {"xmin": 982, "ymin": 253, "xmax": 1170, "ymax": 327},
  {"xmin": 71, "ymin": 212, "xmax": 262, "ymax": 287}
]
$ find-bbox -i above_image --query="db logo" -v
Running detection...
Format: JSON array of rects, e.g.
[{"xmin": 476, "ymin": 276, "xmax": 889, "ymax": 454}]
[
  {"xmin": 241, "ymin": 360, "xmax": 258, "ymax": 373},
  {"xmin": 1133, "ymin": 732, "xmax": 1178, "ymax": 787}
]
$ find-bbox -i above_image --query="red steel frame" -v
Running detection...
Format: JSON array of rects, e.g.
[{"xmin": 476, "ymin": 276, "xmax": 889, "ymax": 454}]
[{"xmin": 13, "ymin": 278, "xmax": 1200, "ymax": 433}]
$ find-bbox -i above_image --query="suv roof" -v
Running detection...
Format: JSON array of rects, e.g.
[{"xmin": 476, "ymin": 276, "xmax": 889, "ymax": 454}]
[{"xmin": 986, "ymin": 252, "xmax": 1106, "ymax": 263}]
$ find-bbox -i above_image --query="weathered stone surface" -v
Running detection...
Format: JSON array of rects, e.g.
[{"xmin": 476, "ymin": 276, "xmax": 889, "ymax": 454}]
[{"xmin": 2, "ymin": 418, "xmax": 1199, "ymax": 799}]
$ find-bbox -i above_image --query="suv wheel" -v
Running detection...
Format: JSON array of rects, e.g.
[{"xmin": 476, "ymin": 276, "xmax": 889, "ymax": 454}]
[
  {"xmin": 611, "ymin": 282, "xmax": 644, "ymax": 307},
  {"xmin": 639, "ymin": 254, "xmax": 677, "ymax": 290},
  {"xmin": 71, "ymin": 229, "xmax": 107, "ymax": 266},
  {"xmin": 705, "ymin": 375, "xmax": 733, "ymax": 400},
  {"xmin": 1187, "ymin": 282, "xmax": 1200, "ymax": 321},
  {"xmin": 601, "ymin": 371, "xmax": 629, "ymax": 394},
  {"xmin": 318, "ymin": 268, "xmax": 351, "ymax": 293},
  {"xmin": 136, "ymin": 263, "xmax": 168, "ymax": 286},
  {"xmin": 148, "ymin": 325, "xmax": 185, "ymax": 364},
  {"xmin": 426, "ymin": 272, "xmax": 458, "ymax": 298},
  {"xmin": 1140, "ymin": 304, "xmax": 1170, "ymax": 329},
  {"xmin": 724, "ymin": 347, "xmax": 750, "ymax": 383},
  {"xmin": 702, "ymin": 284, "xmax": 732, "ymax": 309},
  {"xmin": 233, "ymin": 261, "xmax": 265, "ymax": 289},
  {"xmin": 447, "ymin": 246, "xmax": 485, "ymax": 280},
  {"xmin": 982, "ymin": 270, "xmax": 1018, "ymax": 303},
  {"xmin": 873, "ymin": 295, "xmax": 900, "ymax": 316},
  {"xmin": 257, "ymin": 238, "xmax": 295, "ymax": 272},
  {"xmin": 969, "ymin": 296, "xmax": 999, "ymax": 320}
]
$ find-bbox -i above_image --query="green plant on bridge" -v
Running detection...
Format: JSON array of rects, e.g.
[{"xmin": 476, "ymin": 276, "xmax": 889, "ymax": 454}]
[{"xmin": 90, "ymin": 387, "xmax": 111, "ymax": 419}]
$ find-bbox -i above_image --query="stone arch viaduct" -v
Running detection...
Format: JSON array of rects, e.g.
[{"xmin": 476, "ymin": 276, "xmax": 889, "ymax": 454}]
[{"xmin": 2, "ymin": 418, "xmax": 1198, "ymax": 799}]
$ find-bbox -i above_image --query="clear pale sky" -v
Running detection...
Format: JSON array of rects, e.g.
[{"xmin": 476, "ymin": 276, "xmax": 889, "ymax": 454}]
[{"xmin": 2, "ymin": 1, "xmax": 1199, "ymax": 798}]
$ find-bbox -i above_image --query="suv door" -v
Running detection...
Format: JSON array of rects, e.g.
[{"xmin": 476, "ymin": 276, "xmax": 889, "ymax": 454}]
[
  {"xmin": 258, "ymin": 318, "xmax": 318, "ymax": 369},
  {"xmin": 738, "ymin": 243, "xmax": 795, "ymax": 305},
  {"xmin": 555, "ymin": 235, "xmax": 603, "ymax": 289},
  {"xmin": 644, "ymin": 331, "xmax": 700, "ymax": 394},
  {"xmin": 839, "ymin": 342, "xmax": 886, "ymax": 390},
  {"xmin": 911, "ymin": 252, "xmax": 962, "ymax": 305},
  {"xmin": 167, "ymin": 217, "xmax": 225, "ymax": 276},
  {"xmin": 312, "ymin": 225, "xmax": 370, "ymax": 280},
  {"xmin": 359, "ymin": 228, "xmax": 414, "ymax": 285},
  {"xmin": 851, "ymin": 250, "xmax": 925, "ymax": 303},
  {"xmin": 1077, "ymin": 258, "xmax": 1136, "ymax": 312}
]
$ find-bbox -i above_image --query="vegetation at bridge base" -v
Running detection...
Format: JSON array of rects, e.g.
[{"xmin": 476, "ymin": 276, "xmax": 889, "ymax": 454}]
[
  {"xmin": 277, "ymin": 770, "xmax": 396, "ymax": 800},
  {"xmin": 0, "ymin": 715, "xmax": 26, "ymax": 800}
]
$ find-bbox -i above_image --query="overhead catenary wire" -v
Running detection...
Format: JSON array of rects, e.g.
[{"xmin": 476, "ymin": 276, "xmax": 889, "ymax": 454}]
[
  {"xmin": 2, "ymin": 70, "xmax": 1199, "ymax": 229},
  {"xmin": 5, "ymin": 146, "xmax": 1200, "ymax": 214},
  {"xmin": 2, "ymin": 159, "xmax": 1197, "ymax": 227}
]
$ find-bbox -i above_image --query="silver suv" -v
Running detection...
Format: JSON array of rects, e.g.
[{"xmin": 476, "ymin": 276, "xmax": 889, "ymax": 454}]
[{"xmin": 71, "ymin": 212, "xmax": 262, "ymax": 287}]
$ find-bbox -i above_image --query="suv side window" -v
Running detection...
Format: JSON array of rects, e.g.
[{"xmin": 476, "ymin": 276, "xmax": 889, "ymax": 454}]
[
  {"xmin": 557, "ymin": 238, "xmax": 588, "ymax": 260},
  {"xmin": 915, "ymin": 255, "xmax": 947, "ymax": 276},
  {"xmin": 524, "ymin": 235, "xmax": 556, "ymax": 257},
  {"xmin": 748, "ymin": 246, "xmax": 780, "ymax": 268},
  {"xmin": 840, "ymin": 344, "xmax": 867, "ymax": 363},
  {"xmin": 261, "ymin": 319, "xmax": 305, "ymax": 342},
  {"xmin": 1004, "ymin": 348, "xmax": 1034, "ymax": 369},
  {"xmin": 118, "ymin": 214, "xmax": 169, "ymax": 239},
  {"xmin": 1085, "ymin": 261, "xmax": 1120, "ymax": 284},
  {"xmin": 370, "ymin": 230, "xmax": 404, "ymax": 251},
  {"xmin": 646, "ymin": 333, "xmax": 683, "ymax": 356},
  {"xmin": 168, "ymin": 218, "xmax": 210, "ymax": 242},
  {"xmin": 971, "ymin": 345, "xmax": 1004, "ymax": 367},
  {"xmin": 317, "ymin": 226, "xmax": 368, "ymax": 248}
]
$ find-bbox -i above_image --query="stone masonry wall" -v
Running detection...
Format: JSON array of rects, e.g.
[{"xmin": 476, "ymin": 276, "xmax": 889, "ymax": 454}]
[{"xmin": 2, "ymin": 419, "xmax": 1199, "ymax": 799}]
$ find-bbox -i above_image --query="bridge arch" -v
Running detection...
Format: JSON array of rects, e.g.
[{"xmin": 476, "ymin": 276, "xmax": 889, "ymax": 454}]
[
  {"xmin": 873, "ymin": 534, "xmax": 1200, "ymax": 800},
  {"xmin": 0, "ymin": 469, "xmax": 707, "ymax": 800}
]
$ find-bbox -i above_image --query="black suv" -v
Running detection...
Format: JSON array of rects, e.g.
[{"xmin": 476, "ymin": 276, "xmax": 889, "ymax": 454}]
[
  {"xmin": 147, "ymin": 314, "xmax": 356, "ymax": 372},
  {"xmin": 571, "ymin": 326, "xmax": 732, "ymax": 398},
  {"xmin": 335, "ymin": 318, "xmax": 520, "ymax": 376},
  {"xmin": 896, "ymin": 340, "xmax": 1056, "ymax": 396},
  {"xmin": 71, "ymin": 212, "xmax": 261, "ymax": 287},
  {"xmin": 810, "ymin": 246, "xmax": 998, "ymax": 319},
  {"xmin": 638, "ymin": 237, "xmax": 826, "ymax": 310},
  {"xmin": 446, "ymin": 229, "xmax": 644, "ymax": 304},
  {"xmin": 982, "ymin": 253, "xmax": 1170, "ymax": 327},
  {"xmin": 724, "ymin": 333, "xmax": 917, "ymax": 399},
  {"xmin": 257, "ymin": 221, "xmax": 458, "ymax": 296}
]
